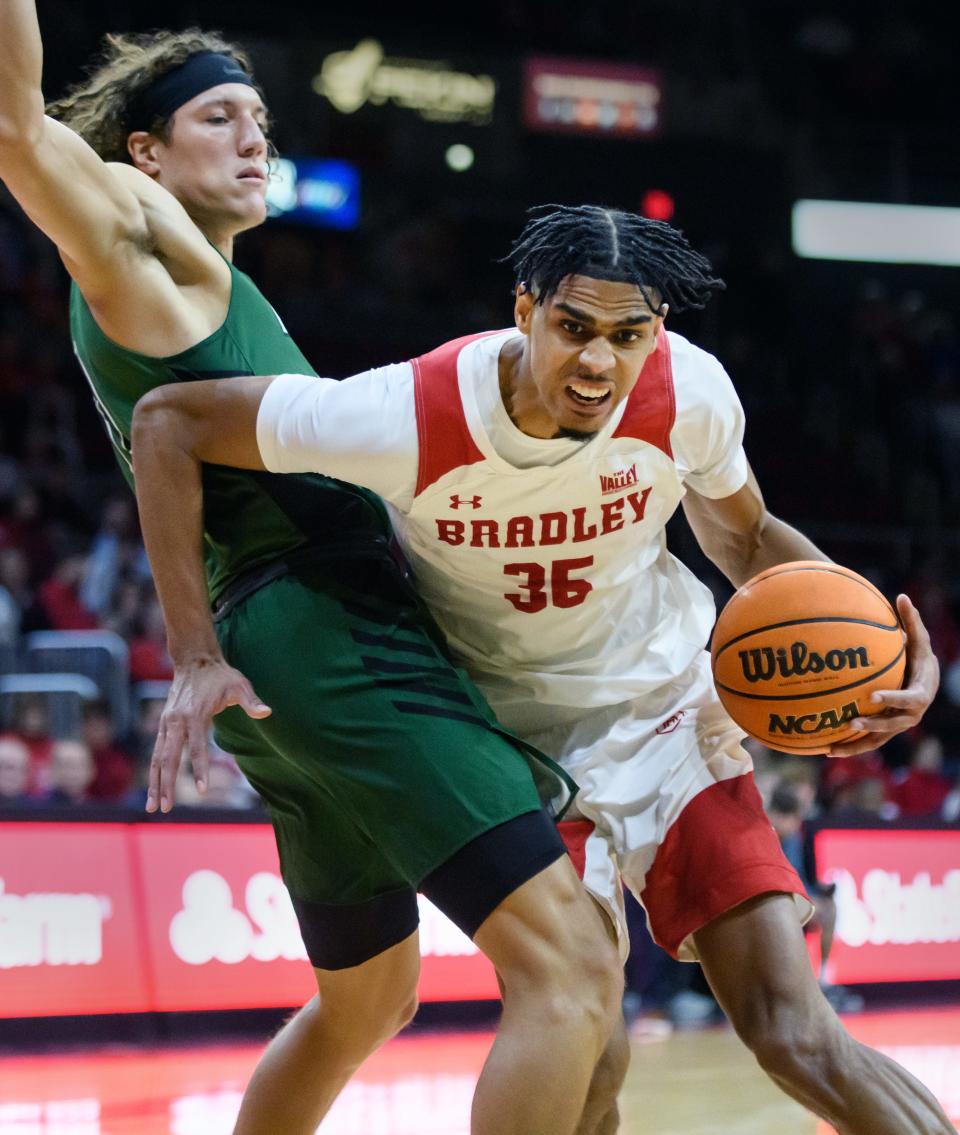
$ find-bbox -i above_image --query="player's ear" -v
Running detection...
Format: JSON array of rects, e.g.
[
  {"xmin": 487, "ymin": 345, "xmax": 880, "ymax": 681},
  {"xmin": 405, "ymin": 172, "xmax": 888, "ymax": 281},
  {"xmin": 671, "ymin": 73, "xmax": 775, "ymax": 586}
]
[
  {"xmin": 514, "ymin": 282, "xmax": 534, "ymax": 333},
  {"xmin": 127, "ymin": 131, "xmax": 162, "ymax": 177},
  {"xmin": 654, "ymin": 302, "xmax": 669, "ymax": 337}
]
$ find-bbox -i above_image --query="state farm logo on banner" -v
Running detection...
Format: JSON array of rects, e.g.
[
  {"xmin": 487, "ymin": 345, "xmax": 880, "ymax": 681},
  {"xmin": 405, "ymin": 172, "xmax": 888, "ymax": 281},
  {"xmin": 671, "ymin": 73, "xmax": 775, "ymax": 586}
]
[
  {"xmin": 0, "ymin": 876, "xmax": 109, "ymax": 968},
  {"xmin": 814, "ymin": 827, "xmax": 960, "ymax": 984},
  {"xmin": 138, "ymin": 824, "xmax": 316, "ymax": 1011},
  {"xmin": 161, "ymin": 863, "xmax": 496, "ymax": 1003},
  {"xmin": 169, "ymin": 869, "xmax": 306, "ymax": 965},
  {"xmin": 829, "ymin": 867, "xmax": 960, "ymax": 949},
  {"xmin": 165, "ymin": 870, "xmax": 482, "ymax": 967}
]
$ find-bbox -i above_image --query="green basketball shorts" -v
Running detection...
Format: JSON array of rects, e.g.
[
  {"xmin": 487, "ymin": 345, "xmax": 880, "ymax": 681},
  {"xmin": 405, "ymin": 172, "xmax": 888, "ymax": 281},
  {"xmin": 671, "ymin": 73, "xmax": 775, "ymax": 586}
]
[{"xmin": 212, "ymin": 557, "xmax": 574, "ymax": 968}]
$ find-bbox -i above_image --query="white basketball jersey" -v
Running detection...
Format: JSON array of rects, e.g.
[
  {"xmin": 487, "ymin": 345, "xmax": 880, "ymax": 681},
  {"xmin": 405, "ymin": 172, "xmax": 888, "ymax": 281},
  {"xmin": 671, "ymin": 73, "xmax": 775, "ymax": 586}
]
[
  {"xmin": 391, "ymin": 328, "xmax": 745, "ymax": 734},
  {"xmin": 257, "ymin": 326, "xmax": 748, "ymax": 737}
]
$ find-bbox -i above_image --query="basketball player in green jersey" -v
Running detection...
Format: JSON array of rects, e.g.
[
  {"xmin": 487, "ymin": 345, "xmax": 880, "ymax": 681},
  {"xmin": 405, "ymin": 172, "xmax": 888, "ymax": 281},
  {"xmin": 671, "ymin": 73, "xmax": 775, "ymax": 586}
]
[{"xmin": 0, "ymin": 7, "xmax": 625, "ymax": 1134}]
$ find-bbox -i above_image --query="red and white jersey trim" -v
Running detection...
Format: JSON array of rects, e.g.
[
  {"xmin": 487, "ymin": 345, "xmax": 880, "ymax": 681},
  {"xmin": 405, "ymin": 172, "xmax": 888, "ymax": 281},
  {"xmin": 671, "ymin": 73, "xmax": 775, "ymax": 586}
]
[
  {"xmin": 412, "ymin": 331, "xmax": 502, "ymax": 496},
  {"xmin": 410, "ymin": 330, "xmax": 677, "ymax": 498},
  {"xmin": 256, "ymin": 326, "xmax": 748, "ymax": 732},
  {"xmin": 609, "ymin": 330, "xmax": 675, "ymax": 456}
]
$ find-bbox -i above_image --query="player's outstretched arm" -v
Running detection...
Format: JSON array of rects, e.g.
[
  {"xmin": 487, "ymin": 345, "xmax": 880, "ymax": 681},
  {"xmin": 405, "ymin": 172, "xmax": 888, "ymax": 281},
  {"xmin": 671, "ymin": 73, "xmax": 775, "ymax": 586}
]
[
  {"xmin": 0, "ymin": 0, "xmax": 147, "ymax": 293},
  {"xmin": 131, "ymin": 378, "xmax": 275, "ymax": 813},
  {"xmin": 685, "ymin": 461, "xmax": 940, "ymax": 753}
]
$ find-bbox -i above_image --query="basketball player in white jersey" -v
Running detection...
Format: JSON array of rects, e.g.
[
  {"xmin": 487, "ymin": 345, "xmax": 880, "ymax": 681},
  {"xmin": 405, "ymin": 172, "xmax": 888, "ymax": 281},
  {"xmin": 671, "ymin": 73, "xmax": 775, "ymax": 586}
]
[{"xmin": 131, "ymin": 205, "xmax": 947, "ymax": 1135}]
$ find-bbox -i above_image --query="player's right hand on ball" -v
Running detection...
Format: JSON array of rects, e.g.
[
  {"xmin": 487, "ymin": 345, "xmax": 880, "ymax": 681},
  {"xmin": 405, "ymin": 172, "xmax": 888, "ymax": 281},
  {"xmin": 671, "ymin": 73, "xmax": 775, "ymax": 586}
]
[{"xmin": 146, "ymin": 657, "xmax": 271, "ymax": 814}]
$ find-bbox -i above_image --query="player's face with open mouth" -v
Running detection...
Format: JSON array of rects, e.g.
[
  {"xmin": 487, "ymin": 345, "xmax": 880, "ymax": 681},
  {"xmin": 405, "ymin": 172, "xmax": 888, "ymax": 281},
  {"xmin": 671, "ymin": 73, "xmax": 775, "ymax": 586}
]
[{"xmin": 517, "ymin": 275, "xmax": 665, "ymax": 438}]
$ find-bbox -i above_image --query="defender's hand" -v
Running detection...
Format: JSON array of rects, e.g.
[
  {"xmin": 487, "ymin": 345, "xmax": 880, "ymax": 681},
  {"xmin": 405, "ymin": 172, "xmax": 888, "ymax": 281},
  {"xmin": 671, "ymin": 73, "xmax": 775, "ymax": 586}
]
[
  {"xmin": 146, "ymin": 658, "xmax": 271, "ymax": 813},
  {"xmin": 829, "ymin": 595, "xmax": 939, "ymax": 757}
]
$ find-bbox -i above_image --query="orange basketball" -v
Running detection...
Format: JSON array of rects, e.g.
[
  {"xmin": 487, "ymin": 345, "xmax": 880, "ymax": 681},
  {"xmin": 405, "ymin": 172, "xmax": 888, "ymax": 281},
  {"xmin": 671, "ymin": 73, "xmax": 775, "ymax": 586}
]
[{"xmin": 710, "ymin": 561, "xmax": 907, "ymax": 754}]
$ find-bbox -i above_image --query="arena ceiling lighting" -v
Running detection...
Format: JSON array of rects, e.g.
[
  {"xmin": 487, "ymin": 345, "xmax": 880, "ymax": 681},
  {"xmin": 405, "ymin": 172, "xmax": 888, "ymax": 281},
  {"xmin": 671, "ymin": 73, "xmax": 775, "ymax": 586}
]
[{"xmin": 792, "ymin": 200, "xmax": 960, "ymax": 266}]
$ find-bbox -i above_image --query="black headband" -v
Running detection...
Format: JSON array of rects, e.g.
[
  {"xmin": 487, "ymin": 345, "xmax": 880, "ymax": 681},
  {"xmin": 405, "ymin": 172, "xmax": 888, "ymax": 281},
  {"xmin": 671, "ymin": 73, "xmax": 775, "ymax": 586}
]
[{"xmin": 127, "ymin": 52, "xmax": 255, "ymax": 133}]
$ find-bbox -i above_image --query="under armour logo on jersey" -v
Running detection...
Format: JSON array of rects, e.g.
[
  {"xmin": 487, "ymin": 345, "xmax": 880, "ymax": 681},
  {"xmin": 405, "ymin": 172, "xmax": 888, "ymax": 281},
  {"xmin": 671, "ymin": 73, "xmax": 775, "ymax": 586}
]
[{"xmin": 450, "ymin": 494, "xmax": 482, "ymax": 509}]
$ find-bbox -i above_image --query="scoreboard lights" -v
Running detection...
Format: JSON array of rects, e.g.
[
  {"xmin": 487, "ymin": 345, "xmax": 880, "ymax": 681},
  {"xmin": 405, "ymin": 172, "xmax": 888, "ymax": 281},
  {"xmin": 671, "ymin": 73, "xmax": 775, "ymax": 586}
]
[
  {"xmin": 266, "ymin": 158, "xmax": 360, "ymax": 230},
  {"xmin": 792, "ymin": 200, "xmax": 960, "ymax": 266},
  {"xmin": 523, "ymin": 56, "xmax": 662, "ymax": 138}
]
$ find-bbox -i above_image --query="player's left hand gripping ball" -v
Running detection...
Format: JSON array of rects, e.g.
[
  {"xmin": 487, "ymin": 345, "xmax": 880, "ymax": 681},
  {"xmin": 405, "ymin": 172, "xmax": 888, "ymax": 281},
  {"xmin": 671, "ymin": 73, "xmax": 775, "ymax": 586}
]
[{"xmin": 828, "ymin": 593, "xmax": 940, "ymax": 757}]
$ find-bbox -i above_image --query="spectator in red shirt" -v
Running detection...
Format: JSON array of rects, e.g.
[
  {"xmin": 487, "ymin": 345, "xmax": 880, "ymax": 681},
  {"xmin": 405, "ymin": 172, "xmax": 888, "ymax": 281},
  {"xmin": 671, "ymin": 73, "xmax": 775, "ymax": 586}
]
[
  {"xmin": 37, "ymin": 554, "xmax": 99, "ymax": 631},
  {"xmin": 821, "ymin": 750, "xmax": 891, "ymax": 813},
  {"xmin": 1, "ymin": 693, "xmax": 54, "ymax": 793},
  {"xmin": 128, "ymin": 593, "xmax": 173, "ymax": 682},
  {"xmin": 889, "ymin": 736, "xmax": 953, "ymax": 818},
  {"xmin": 81, "ymin": 698, "xmax": 134, "ymax": 801},
  {"xmin": 0, "ymin": 735, "xmax": 33, "ymax": 805},
  {"xmin": 44, "ymin": 738, "xmax": 95, "ymax": 805}
]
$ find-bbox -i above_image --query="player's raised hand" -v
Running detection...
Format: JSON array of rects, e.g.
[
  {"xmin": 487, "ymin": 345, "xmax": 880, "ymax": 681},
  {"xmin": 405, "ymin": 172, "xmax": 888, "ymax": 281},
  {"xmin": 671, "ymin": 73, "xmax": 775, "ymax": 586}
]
[
  {"xmin": 829, "ymin": 594, "xmax": 940, "ymax": 757},
  {"xmin": 146, "ymin": 657, "xmax": 271, "ymax": 813}
]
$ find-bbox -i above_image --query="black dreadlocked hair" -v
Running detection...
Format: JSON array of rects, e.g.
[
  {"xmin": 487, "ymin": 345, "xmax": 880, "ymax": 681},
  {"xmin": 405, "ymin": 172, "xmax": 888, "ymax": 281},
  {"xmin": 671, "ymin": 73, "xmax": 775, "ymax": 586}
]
[{"xmin": 504, "ymin": 203, "xmax": 725, "ymax": 313}]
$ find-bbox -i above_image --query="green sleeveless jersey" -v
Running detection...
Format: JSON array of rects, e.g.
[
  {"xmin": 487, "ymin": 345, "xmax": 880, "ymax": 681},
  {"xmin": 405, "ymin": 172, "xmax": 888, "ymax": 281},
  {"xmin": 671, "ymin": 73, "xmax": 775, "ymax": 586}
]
[{"xmin": 70, "ymin": 260, "xmax": 391, "ymax": 604}]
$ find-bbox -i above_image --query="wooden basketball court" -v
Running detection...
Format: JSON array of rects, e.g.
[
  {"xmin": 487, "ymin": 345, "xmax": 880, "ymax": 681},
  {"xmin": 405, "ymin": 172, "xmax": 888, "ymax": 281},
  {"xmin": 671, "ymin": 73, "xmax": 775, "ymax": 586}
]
[{"xmin": 1, "ymin": 1006, "xmax": 957, "ymax": 1133}]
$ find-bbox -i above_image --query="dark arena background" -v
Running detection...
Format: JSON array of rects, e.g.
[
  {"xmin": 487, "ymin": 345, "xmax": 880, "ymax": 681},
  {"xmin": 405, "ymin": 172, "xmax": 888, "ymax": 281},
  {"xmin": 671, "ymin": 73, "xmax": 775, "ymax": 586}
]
[{"xmin": 1, "ymin": 2, "xmax": 958, "ymax": 1132}]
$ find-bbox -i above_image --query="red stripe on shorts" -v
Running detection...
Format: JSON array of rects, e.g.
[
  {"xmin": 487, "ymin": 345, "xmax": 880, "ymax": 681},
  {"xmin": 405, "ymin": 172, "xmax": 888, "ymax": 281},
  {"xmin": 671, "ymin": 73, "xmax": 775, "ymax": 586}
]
[
  {"xmin": 558, "ymin": 819, "xmax": 595, "ymax": 880},
  {"xmin": 641, "ymin": 773, "xmax": 809, "ymax": 959}
]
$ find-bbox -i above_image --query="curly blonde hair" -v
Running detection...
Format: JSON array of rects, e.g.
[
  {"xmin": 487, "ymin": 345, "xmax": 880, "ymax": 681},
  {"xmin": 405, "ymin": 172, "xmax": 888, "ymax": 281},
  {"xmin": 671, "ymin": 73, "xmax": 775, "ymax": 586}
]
[{"xmin": 46, "ymin": 28, "xmax": 265, "ymax": 163}]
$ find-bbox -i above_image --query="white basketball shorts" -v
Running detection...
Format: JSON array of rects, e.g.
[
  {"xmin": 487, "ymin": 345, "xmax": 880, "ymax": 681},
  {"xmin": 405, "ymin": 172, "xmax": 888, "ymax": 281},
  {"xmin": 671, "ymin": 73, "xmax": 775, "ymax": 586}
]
[{"xmin": 525, "ymin": 653, "xmax": 813, "ymax": 961}]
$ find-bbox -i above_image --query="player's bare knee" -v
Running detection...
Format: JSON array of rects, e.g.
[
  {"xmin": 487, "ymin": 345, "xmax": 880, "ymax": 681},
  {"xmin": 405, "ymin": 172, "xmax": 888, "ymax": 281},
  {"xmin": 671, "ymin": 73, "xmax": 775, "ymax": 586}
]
[
  {"xmin": 562, "ymin": 930, "xmax": 623, "ymax": 1032},
  {"xmin": 312, "ymin": 978, "xmax": 418, "ymax": 1054},
  {"xmin": 386, "ymin": 990, "xmax": 419, "ymax": 1038},
  {"xmin": 591, "ymin": 1023, "xmax": 630, "ymax": 1101},
  {"xmin": 507, "ymin": 929, "xmax": 620, "ymax": 1039}
]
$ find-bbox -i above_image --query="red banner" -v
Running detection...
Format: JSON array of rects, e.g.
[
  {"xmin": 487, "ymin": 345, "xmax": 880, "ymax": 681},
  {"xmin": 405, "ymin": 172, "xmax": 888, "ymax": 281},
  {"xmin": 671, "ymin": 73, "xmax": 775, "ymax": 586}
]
[
  {"xmin": 814, "ymin": 828, "xmax": 960, "ymax": 984},
  {"xmin": 5, "ymin": 820, "xmax": 954, "ymax": 1017},
  {"xmin": 0, "ymin": 821, "xmax": 498, "ymax": 1017},
  {"xmin": 0, "ymin": 824, "xmax": 149, "ymax": 1016},
  {"xmin": 135, "ymin": 824, "xmax": 316, "ymax": 1012}
]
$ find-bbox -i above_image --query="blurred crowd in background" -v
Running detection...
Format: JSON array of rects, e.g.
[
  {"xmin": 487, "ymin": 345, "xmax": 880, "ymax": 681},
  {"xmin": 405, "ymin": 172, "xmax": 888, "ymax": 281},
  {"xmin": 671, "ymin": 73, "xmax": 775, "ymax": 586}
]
[
  {"xmin": 2, "ymin": 0, "xmax": 960, "ymax": 825},
  {"xmin": 1, "ymin": 2, "xmax": 959, "ymax": 1038},
  {"xmin": 2, "ymin": 180, "xmax": 959, "ymax": 820}
]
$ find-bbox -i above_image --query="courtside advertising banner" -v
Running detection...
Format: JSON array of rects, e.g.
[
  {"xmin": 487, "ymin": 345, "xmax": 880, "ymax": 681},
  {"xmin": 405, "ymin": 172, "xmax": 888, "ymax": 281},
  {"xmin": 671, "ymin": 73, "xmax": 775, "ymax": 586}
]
[
  {"xmin": 0, "ymin": 821, "xmax": 499, "ymax": 1017},
  {"xmin": 0, "ymin": 823, "xmax": 149, "ymax": 1016},
  {"xmin": 814, "ymin": 827, "xmax": 960, "ymax": 984}
]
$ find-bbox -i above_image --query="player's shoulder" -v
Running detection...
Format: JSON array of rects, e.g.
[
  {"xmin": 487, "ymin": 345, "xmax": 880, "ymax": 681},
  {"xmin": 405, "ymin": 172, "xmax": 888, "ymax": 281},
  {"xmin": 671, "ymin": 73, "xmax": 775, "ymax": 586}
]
[
  {"xmin": 416, "ymin": 327, "xmax": 517, "ymax": 364},
  {"xmin": 664, "ymin": 329, "xmax": 727, "ymax": 383},
  {"xmin": 664, "ymin": 329, "xmax": 738, "ymax": 410}
]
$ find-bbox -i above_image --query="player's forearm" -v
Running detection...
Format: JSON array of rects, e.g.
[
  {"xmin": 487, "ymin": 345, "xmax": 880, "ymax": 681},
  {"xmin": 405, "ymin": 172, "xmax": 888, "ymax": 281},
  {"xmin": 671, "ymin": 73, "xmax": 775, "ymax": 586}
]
[
  {"xmin": 0, "ymin": 1, "xmax": 45, "ymax": 145},
  {"xmin": 711, "ymin": 512, "xmax": 829, "ymax": 587},
  {"xmin": 131, "ymin": 397, "xmax": 222, "ymax": 665}
]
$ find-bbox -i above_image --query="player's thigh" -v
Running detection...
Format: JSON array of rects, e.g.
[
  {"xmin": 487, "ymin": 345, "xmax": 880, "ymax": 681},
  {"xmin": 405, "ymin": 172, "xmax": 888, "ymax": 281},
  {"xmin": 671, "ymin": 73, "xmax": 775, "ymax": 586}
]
[{"xmin": 467, "ymin": 852, "xmax": 621, "ymax": 1008}]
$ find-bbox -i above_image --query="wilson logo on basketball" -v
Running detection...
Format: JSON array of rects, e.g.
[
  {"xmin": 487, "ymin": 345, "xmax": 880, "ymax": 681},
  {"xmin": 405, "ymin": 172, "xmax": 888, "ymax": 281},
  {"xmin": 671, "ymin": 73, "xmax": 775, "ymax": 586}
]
[
  {"xmin": 768, "ymin": 700, "xmax": 860, "ymax": 736},
  {"xmin": 738, "ymin": 642, "xmax": 870, "ymax": 683}
]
